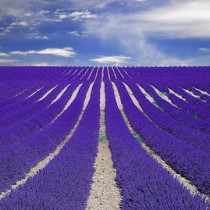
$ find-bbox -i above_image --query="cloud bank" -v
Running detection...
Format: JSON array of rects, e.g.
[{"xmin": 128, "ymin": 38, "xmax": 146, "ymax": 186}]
[{"xmin": 10, "ymin": 48, "xmax": 76, "ymax": 57}]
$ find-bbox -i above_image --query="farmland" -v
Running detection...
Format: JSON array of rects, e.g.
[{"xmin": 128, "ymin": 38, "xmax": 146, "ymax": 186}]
[{"xmin": 0, "ymin": 66, "xmax": 209, "ymax": 209}]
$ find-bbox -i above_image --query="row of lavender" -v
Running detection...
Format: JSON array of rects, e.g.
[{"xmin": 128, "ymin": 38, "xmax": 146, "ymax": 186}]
[
  {"xmin": 111, "ymin": 67, "xmax": 210, "ymax": 195},
  {"xmin": 105, "ymin": 80, "xmax": 209, "ymax": 209},
  {"xmin": 0, "ymin": 81, "xmax": 101, "ymax": 209},
  {"xmin": 0, "ymin": 66, "xmax": 209, "ymax": 209},
  {"xmin": 102, "ymin": 66, "xmax": 209, "ymax": 208},
  {"xmin": 0, "ymin": 67, "xmax": 100, "ymax": 209}
]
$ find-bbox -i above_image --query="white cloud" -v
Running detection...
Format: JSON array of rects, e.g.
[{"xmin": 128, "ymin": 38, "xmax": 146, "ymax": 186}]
[
  {"xmin": 11, "ymin": 21, "xmax": 28, "ymax": 27},
  {"xmin": 68, "ymin": 31, "xmax": 80, "ymax": 36},
  {"xmin": 136, "ymin": 0, "xmax": 210, "ymax": 38},
  {"xmin": 84, "ymin": 0, "xmax": 210, "ymax": 66},
  {"xmin": 0, "ymin": 58, "xmax": 16, "ymax": 64},
  {"xmin": 10, "ymin": 47, "xmax": 76, "ymax": 57},
  {"xmin": 26, "ymin": 33, "xmax": 49, "ymax": 40},
  {"xmin": 0, "ymin": 53, "xmax": 9, "ymax": 57},
  {"xmin": 59, "ymin": 10, "xmax": 97, "ymax": 21},
  {"xmin": 86, "ymin": 0, "xmax": 210, "ymax": 39},
  {"xmin": 90, "ymin": 55, "xmax": 131, "ymax": 65},
  {"xmin": 30, "ymin": 62, "xmax": 51, "ymax": 66},
  {"xmin": 34, "ymin": 36, "xmax": 48, "ymax": 40},
  {"xmin": 199, "ymin": 48, "xmax": 210, "ymax": 52}
]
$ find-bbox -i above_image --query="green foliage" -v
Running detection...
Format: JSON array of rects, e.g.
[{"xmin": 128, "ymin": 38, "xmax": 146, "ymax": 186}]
[{"xmin": 160, "ymin": 91, "xmax": 167, "ymax": 97}]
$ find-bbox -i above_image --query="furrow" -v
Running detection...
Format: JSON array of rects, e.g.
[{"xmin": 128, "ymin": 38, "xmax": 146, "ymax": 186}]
[{"xmin": 111, "ymin": 81, "xmax": 210, "ymax": 203}]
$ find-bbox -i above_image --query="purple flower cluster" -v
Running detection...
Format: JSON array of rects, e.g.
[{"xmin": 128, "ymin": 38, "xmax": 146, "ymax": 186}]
[
  {"xmin": 124, "ymin": 80, "xmax": 210, "ymax": 153},
  {"xmin": 140, "ymin": 82, "xmax": 210, "ymax": 133},
  {"xmin": 0, "ymin": 81, "xmax": 100, "ymax": 209},
  {"xmin": 115, "ymin": 80, "xmax": 210, "ymax": 196},
  {"xmin": 0, "ymin": 84, "xmax": 55, "ymax": 118},
  {"xmin": 0, "ymin": 66, "xmax": 209, "ymax": 209},
  {"xmin": 0, "ymin": 81, "xmax": 90, "ymax": 193},
  {"xmin": 105, "ymin": 80, "xmax": 209, "ymax": 209},
  {"xmin": 0, "ymin": 84, "xmax": 66, "ymax": 128},
  {"xmin": 167, "ymin": 84, "xmax": 210, "ymax": 119},
  {"xmin": 0, "ymin": 82, "xmax": 80, "ymax": 148}
]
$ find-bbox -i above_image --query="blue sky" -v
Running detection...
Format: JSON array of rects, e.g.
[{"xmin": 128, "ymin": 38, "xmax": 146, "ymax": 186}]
[{"xmin": 0, "ymin": 0, "xmax": 210, "ymax": 66}]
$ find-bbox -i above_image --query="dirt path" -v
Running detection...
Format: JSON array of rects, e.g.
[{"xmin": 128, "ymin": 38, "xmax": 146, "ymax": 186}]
[
  {"xmin": 0, "ymin": 83, "xmax": 94, "ymax": 200},
  {"xmin": 86, "ymin": 81, "xmax": 121, "ymax": 210},
  {"xmin": 111, "ymin": 81, "xmax": 210, "ymax": 203}
]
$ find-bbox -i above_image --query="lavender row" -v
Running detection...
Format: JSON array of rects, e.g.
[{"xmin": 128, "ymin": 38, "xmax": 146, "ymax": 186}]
[
  {"xmin": 123, "ymin": 67, "xmax": 210, "ymax": 86},
  {"xmin": 0, "ymin": 81, "xmax": 90, "ymax": 193},
  {"xmin": 0, "ymin": 82, "xmax": 79, "ymax": 148},
  {"xmin": 0, "ymin": 84, "xmax": 56, "ymax": 118},
  {"xmin": 167, "ymin": 85, "xmax": 209, "ymax": 119},
  {"xmin": 0, "ymin": 82, "xmax": 30, "ymax": 101},
  {"xmin": 105, "ymin": 80, "xmax": 209, "ymax": 209},
  {"xmin": 124, "ymin": 81, "xmax": 210, "ymax": 153},
  {"xmin": 0, "ymin": 84, "xmax": 40, "ymax": 109},
  {"xmin": 115, "ymin": 81, "xmax": 210, "ymax": 196},
  {"xmin": 0, "ymin": 84, "xmax": 67, "ymax": 130},
  {"xmin": 0, "ymin": 67, "xmax": 68, "ymax": 82},
  {"xmin": 0, "ymin": 81, "xmax": 100, "ymax": 210},
  {"xmin": 185, "ymin": 86, "xmax": 208, "ymax": 101},
  {"xmin": 140, "ymin": 82, "xmax": 210, "ymax": 134},
  {"xmin": 169, "ymin": 84, "xmax": 208, "ymax": 108},
  {"xmin": 153, "ymin": 82, "xmax": 209, "ymax": 120},
  {"xmin": 0, "ymin": 67, "xmax": 95, "ymax": 83},
  {"xmin": 0, "ymin": 83, "xmax": 40, "ymax": 110}
]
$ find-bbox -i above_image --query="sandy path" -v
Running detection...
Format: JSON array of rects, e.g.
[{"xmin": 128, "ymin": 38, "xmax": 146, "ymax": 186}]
[
  {"xmin": 121, "ymin": 67, "xmax": 132, "ymax": 78},
  {"xmin": 87, "ymin": 67, "xmax": 94, "ymax": 80},
  {"xmin": 169, "ymin": 88, "xmax": 187, "ymax": 101},
  {"xmin": 194, "ymin": 87, "xmax": 210, "ymax": 97},
  {"xmin": 49, "ymin": 84, "xmax": 70, "ymax": 106},
  {"xmin": 51, "ymin": 83, "xmax": 82, "ymax": 123},
  {"xmin": 15, "ymin": 88, "xmax": 29, "ymax": 97},
  {"xmin": 86, "ymin": 81, "xmax": 121, "ymax": 210},
  {"xmin": 112, "ymin": 67, "xmax": 117, "ymax": 79},
  {"xmin": 116, "ymin": 67, "xmax": 124, "ymax": 78},
  {"xmin": 122, "ymin": 82, "xmax": 144, "ymax": 112},
  {"xmin": 112, "ymin": 82, "xmax": 210, "ymax": 203},
  {"xmin": 71, "ymin": 68, "xmax": 78, "ymax": 75},
  {"xmin": 26, "ymin": 87, "xmax": 43, "ymax": 99},
  {"xmin": 0, "ymin": 82, "xmax": 94, "ymax": 201},
  {"xmin": 66, "ymin": 69, "xmax": 72, "ymax": 75},
  {"xmin": 151, "ymin": 85, "xmax": 178, "ymax": 108},
  {"xmin": 37, "ymin": 85, "xmax": 58, "ymax": 102},
  {"xmin": 80, "ymin": 67, "xmax": 89, "ymax": 80},
  {"xmin": 182, "ymin": 87, "xmax": 206, "ymax": 102}
]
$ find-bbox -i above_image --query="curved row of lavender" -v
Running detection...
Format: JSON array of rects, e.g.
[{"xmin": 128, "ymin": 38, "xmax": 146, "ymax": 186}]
[
  {"xmin": 0, "ymin": 66, "xmax": 209, "ymax": 209},
  {"xmin": 105, "ymin": 80, "xmax": 208, "ymax": 209},
  {"xmin": 0, "ymin": 81, "xmax": 100, "ymax": 209}
]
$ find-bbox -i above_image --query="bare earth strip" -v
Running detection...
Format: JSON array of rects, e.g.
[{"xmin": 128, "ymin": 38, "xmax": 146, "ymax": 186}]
[
  {"xmin": 151, "ymin": 85, "xmax": 178, "ymax": 108},
  {"xmin": 37, "ymin": 85, "xmax": 58, "ymax": 102},
  {"xmin": 49, "ymin": 84, "xmax": 71, "ymax": 106},
  {"xmin": 15, "ymin": 88, "xmax": 29, "ymax": 97},
  {"xmin": 112, "ymin": 67, "xmax": 117, "ymax": 79},
  {"xmin": 80, "ymin": 67, "xmax": 89, "ymax": 80},
  {"xmin": 51, "ymin": 83, "xmax": 83, "ymax": 123},
  {"xmin": 86, "ymin": 81, "xmax": 121, "ymax": 210},
  {"xmin": 169, "ymin": 88, "xmax": 187, "ymax": 101},
  {"xmin": 111, "ymin": 82, "xmax": 210, "ymax": 203},
  {"xmin": 116, "ymin": 67, "xmax": 124, "ymax": 78},
  {"xmin": 182, "ymin": 88, "xmax": 206, "ymax": 102},
  {"xmin": 0, "ymin": 82, "xmax": 94, "ymax": 200},
  {"xmin": 26, "ymin": 87, "xmax": 43, "ymax": 99},
  {"xmin": 194, "ymin": 87, "xmax": 210, "ymax": 97},
  {"xmin": 121, "ymin": 67, "xmax": 132, "ymax": 78}
]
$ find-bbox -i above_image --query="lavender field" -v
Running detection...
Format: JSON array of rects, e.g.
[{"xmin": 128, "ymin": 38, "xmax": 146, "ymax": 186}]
[{"xmin": 0, "ymin": 66, "xmax": 209, "ymax": 209}]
